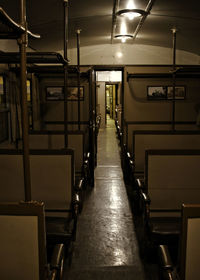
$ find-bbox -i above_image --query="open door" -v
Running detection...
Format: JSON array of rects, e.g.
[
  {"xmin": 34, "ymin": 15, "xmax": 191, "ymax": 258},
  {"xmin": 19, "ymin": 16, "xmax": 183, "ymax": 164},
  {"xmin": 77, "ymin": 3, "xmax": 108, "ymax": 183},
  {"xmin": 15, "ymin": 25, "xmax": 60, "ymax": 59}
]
[{"xmin": 89, "ymin": 69, "xmax": 97, "ymax": 187}]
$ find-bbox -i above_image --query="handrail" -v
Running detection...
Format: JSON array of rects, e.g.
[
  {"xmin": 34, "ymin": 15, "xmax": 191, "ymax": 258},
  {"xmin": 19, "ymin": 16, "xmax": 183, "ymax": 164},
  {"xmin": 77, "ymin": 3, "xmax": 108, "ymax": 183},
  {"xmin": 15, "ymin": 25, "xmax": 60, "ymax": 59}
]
[
  {"xmin": 0, "ymin": 7, "xmax": 40, "ymax": 39},
  {"xmin": 0, "ymin": 51, "xmax": 68, "ymax": 64}
]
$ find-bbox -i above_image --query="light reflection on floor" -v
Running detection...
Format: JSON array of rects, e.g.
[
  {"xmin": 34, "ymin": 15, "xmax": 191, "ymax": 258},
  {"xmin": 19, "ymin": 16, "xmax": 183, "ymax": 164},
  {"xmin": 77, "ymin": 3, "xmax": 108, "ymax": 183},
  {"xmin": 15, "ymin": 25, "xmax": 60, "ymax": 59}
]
[{"xmin": 68, "ymin": 118, "xmax": 145, "ymax": 279}]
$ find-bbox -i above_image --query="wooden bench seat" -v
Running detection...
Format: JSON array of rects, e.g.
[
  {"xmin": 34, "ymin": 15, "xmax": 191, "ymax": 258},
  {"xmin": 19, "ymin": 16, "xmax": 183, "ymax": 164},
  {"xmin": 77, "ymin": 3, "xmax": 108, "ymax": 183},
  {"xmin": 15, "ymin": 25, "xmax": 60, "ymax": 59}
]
[
  {"xmin": 0, "ymin": 148, "xmax": 78, "ymax": 243},
  {"xmin": 0, "ymin": 202, "xmax": 65, "ymax": 280},
  {"xmin": 159, "ymin": 204, "xmax": 200, "ymax": 280},
  {"xmin": 138, "ymin": 149, "xmax": 200, "ymax": 254},
  {"xmin": 133, "ymin": 131, "xmax": 200, "ymax": 178}
]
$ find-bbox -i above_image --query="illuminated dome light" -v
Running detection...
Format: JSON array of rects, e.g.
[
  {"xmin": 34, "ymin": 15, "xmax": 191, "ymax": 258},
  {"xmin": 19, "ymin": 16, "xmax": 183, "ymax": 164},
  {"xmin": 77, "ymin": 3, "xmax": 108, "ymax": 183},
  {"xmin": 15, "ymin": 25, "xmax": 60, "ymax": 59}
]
[
  {"xmin": 116, "ymin": 9, "xmax": 147, "ymax": 20},
  {"xmin": 116, "ymin": 52, "xmax": 123, "ymax": 58},
  {"xmin": 114, "ymin": 34, "xmax": 133, "ymax": 43}
]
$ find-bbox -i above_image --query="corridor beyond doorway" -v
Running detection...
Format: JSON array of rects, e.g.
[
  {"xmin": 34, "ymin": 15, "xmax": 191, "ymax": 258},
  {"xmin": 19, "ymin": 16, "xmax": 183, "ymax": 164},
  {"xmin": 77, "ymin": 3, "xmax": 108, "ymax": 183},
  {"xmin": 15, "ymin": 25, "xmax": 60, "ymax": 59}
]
[{"xmin": 96, "ymin": 70, "xmax": 122, "ymax": 128}]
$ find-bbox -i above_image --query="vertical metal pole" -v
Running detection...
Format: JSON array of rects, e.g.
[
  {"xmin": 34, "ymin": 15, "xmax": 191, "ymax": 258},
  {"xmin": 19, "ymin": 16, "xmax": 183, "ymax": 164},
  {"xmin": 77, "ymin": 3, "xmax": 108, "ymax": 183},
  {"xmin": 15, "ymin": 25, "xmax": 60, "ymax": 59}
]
[
  {"xmin": 64, "ymin": 0, "xmax": 69, "ymax": 147},
  {"xmin": 172, "ymin": 28, "xmax": 177, "ymax": 131},
  {"xmin": 19, "ymin": 0, "xmax": 31, "ymax": 201},
  {"xmin": 76, "ymin": 29, "xmax": 81, "ymax": 130}
]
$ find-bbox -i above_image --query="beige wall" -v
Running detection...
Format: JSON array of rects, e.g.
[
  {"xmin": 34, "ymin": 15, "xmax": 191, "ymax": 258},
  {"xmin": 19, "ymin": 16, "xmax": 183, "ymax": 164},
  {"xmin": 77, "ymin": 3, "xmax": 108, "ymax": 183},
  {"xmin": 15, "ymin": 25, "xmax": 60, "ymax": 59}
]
[
  {"xmin": 39, "ymin": 73, "xmax": 90, "ymax": 124},
  {"xmin": 124, "ymin": 66, "xmax": 200, "ymax": 123},
  {"xmin": 67, "ymin": 44, "xmax": 200, "ymax": 65}
]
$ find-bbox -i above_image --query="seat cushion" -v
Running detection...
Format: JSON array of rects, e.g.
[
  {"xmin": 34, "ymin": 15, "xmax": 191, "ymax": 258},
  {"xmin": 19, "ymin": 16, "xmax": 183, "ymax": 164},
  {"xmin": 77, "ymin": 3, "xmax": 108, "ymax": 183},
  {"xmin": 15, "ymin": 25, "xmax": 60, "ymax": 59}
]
[
  {"xmin": 149, "ymin": 217, "xmax": 181, "ymax": 244},
  {"xmin": 45, "ymin": 216, "xmax": 74, "ymax": 245}
]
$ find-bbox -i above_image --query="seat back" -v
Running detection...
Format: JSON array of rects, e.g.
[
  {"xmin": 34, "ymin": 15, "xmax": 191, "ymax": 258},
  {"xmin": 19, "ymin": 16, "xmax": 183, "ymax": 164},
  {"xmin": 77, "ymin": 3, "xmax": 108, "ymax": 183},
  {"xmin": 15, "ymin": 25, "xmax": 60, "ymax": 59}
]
[
  {"xmin": 50, "ymin": 133, "xmax": 84, "ymax": 173},
  {"xmin": 126, "ymin": 123, "xmax": 199, "ymax": 155},
  {"xmin": 179, "ymin": 204, "xmax": 200, "ymax": 280},
  {"xmin": 0, "ymin": 150, "xmax": 25, "ymax": 201},
  {"xmin": 0, "ymin": 202, "xmax": 47, "ymax": 280},
  {"xmin": 30, "ymin": 149, "xmax": 75, "ymax": 212},
  {"xmin": 29, "ymin": 134, "xmax": 50, "ymax": 149},
  {"xmin": 127, "ymin": 124, "xmax": 171, "ymax": 154},
  {"xmin": 29, "ymin": 131, "xmax": 84, "ymax": 173},
  {"xmin": 146, "ymin": 150, "xmax": 200, "ymax": 217},
  {"xmin": 0, "ymin": 149, "xmax": 75, "ymax": 213},
  {"xmin": 134, "ymin": 131, "xmax": 200, "ymax": 173}
]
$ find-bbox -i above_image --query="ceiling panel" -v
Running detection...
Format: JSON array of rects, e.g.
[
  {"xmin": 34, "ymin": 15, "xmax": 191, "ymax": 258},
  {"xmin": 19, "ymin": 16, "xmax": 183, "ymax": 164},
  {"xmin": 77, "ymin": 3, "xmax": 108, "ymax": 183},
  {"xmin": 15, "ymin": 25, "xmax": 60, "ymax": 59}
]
[{"xmin": 0, "ymin": 0, "xmax": 199, "ymax": 55}]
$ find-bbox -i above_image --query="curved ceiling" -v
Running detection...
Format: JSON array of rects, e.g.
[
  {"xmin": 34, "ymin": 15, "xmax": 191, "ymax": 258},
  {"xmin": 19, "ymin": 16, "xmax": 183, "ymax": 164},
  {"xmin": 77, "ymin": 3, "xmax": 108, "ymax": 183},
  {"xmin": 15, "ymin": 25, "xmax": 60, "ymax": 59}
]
[{"xmin": 0, "ymin": 0, "xmax": 200, "ymax": 56}]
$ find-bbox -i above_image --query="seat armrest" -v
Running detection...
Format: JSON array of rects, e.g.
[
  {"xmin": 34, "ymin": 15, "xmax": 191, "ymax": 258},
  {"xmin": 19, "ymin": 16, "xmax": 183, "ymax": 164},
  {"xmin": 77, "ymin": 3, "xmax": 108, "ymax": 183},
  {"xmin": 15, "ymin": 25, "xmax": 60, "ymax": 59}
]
[
  {"xmin": 84, "ymin": 158, "xmax": 89, "ymax": 165},
  {"xmin": 83, "ymin": 153, "xmax": 90, "ymax": 168},
  {"xmin": 50, "ymin": 243, "xmax": 65, "ymax": 269},
  {"xmin": 158, "ymin": 245, "xmax": 173, "ymax": 269},
  {"xmin": 158, "ymin": 245, "xmax": 178, "ymax": 280},
  {"xmin": 139, "ymin": 188, "xmax": 151, "ymax": 220},
  {"xmin": 127, "ymin": 152, "xmax": 132, "ymax": 160},
  {"xmin": 140, "ymin": 189, "xmax": 151, "ymax": 204},
  {"xmin": 162, "ymin": 270, "xmax": 179, "ymax": 280},
  {"xmin": 75, "ymin": 177, "xmax": 84, "ymax": 192},
  {"xmin": 73, "ymin": 193, "xmax": 80, "ymax": 204},
  {"xmin": 72, "ymin": 193, "xmax": 80, "ymax": 215},
  {"xmin": 49, "ymin": 243, "xmax": 65, "ymax": 280},
  {"xmin": 136, "ymin": 178, "xmax": 145, "ymax": 189},
  {"xmin": 86, "ymin": 152, "xmax": 90, "ymax": 160}
]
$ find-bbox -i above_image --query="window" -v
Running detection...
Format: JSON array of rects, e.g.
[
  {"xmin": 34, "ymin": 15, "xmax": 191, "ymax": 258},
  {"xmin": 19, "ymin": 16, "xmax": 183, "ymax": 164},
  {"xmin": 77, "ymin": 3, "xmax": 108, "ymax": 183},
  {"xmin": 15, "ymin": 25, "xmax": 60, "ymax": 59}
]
[
  {"xmin": 27, "ymin": 79, "xmax": 33, "ymax": 129},
  {"xmin": 0, "ymin": 75, "xmax": 6, "ymax": 106}
]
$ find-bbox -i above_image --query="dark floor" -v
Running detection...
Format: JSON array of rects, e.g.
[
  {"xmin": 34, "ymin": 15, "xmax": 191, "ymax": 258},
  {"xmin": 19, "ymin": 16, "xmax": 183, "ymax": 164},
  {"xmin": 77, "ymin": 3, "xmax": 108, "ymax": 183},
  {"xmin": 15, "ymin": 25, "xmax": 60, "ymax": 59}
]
[{"xmin": 66, "ymin": 118, "xmax": 154, "ymax": 280}]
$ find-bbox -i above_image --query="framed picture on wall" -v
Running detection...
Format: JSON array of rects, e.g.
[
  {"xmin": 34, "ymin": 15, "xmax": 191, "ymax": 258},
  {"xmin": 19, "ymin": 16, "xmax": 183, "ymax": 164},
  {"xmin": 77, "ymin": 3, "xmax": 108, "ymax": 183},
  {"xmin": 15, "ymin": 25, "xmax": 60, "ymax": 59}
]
[
  {"xmin": 46, "ymin": 86, "xmax": 64, "ymax": 100},
  {"xmin": 167, "ymin": 86, "xmax": 186, "ymax": 99},
  {"xmin": 147, "ymin": 86, "xmax": 167, "ymax": 99},
  {"xmin": 46, "ymin": 86, "xmax": 84, "ymax": 101}
]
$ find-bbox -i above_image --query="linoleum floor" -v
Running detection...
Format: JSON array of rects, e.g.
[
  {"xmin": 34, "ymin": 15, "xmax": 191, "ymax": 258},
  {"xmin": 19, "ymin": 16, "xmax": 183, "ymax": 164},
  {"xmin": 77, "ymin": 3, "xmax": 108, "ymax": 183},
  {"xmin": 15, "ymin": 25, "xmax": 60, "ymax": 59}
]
[{"xmin": 67, "ymin": 118, "xmax": 146, "ymax": 280}]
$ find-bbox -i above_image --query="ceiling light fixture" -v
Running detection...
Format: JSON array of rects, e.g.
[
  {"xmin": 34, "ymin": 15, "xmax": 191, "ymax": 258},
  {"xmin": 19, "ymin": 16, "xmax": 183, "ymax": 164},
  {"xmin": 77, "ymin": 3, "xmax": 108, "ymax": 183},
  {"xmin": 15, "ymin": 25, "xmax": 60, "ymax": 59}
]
[
  {"xmin": 116, "ymin": 8, "xmax": 147, "ymax": 20},
  {"xmin": 114, "ymin": 34, "xmax": 133, "ymax": 43}
]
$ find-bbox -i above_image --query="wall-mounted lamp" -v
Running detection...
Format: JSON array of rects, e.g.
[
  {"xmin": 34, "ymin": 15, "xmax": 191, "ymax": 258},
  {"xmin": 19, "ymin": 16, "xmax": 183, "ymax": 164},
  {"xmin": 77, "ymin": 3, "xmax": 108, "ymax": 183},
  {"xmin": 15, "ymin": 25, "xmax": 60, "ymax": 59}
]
[
  {"xmin": 116, "ymin": 9, "xmax": 147, "ymax": 20},
  {"xmin": 114, "ymin": 34, "xmax": 133, "ymax": 43}
]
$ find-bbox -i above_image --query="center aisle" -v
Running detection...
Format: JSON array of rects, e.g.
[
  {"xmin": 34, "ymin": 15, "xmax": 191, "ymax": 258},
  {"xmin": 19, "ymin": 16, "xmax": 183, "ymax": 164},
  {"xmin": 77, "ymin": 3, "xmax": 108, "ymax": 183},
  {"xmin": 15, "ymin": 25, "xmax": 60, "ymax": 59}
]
[{"xmin": 67, "ymin": 118, "xmax": 145, "ymax": 280}]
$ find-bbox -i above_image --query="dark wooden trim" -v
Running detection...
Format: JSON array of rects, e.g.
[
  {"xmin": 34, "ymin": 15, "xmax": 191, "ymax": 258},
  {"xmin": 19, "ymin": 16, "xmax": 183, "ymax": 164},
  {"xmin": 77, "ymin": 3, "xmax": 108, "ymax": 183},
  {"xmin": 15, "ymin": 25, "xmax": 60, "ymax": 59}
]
[
  {"xmin": 0, "ymin": 148, "xmax": 74, "ymax": 156},
  {"xmin": 0, "ymin": 52, "xmax": 67, "ymax": 65},
  {"xmin": 29, "ymin": 130, "xmax": 85, "ymax": 135},
  {"xmin": 125, "ymin": 121, "xmax": 197, "ymax": 149},
  {"xmin": 70, "ymin": 149, "xmax": 75, "ymax": 199},
  {"xmin": 127, "ymin": 72, "xmax": 200, "ymax": 80},
  {"xmin": 45, "ymin": 209, "xmax": 71, "ymax": 213},
  {"xmin": 134, "ymin": 130, "xmax": 200, "ymax": 135},
  {"xmin": 44, "ymin": 121, "xmax": 89, "ymax": 125},
  {"xmin": 132, "ymin": 129, "xmax": 200, "ymax": 156},
  {"xmin": 0, "ymin": 148, "xmax": 23, "ymax": 155},
  {"xmin": 146, "ymin": 149, "xmax": 200, "ymax": 156},
  {"xmin": 145, "ymin": 150, "xmax": 149, "ymax": 187},
  {"xmin": 30, "ymin": 149, "xmax": 74, "ymax": 156},
  {"xmin": 125, "ymin": 120, "xmax": 196, "ymax": 125},
  {"xmin": 150, "ymin": 209, "xmax": 180, "ymax": 213},
  {"xmin": 82, "ymin": 132, "xmax": 85, "ymax": 158},
  {"xmin": 125, "ymin": 121, "xmax": 128, "ymax": 147},
  {"xmin": 121, "ymin": 67, "xmax": 125, "ymax": 146},
  {"xmin": 93, "ymin": 66, "xmax": 124, "ymax": 71}
]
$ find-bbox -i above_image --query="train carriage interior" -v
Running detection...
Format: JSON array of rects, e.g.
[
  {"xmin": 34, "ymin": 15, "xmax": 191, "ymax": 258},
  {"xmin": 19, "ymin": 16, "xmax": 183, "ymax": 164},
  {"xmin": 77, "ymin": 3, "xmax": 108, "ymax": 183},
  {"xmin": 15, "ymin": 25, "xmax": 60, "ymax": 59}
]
[{"xmin": 0, "ymin": 0, "xmax": 200, "ymax": 279}]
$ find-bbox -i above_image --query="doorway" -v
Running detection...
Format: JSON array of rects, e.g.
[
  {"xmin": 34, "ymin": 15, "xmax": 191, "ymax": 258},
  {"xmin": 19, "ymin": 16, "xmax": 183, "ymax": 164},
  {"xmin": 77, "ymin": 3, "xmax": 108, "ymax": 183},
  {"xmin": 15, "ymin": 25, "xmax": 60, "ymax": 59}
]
[{"xmin": 95, "ymin": 70, "xmax": 122, "ymax": 128}]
